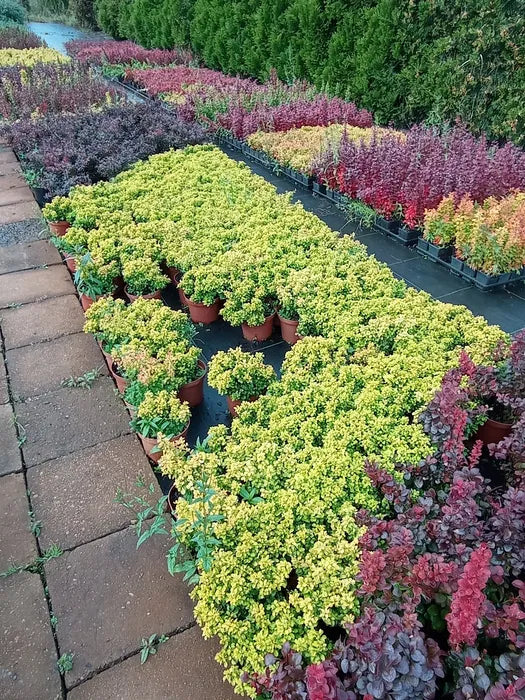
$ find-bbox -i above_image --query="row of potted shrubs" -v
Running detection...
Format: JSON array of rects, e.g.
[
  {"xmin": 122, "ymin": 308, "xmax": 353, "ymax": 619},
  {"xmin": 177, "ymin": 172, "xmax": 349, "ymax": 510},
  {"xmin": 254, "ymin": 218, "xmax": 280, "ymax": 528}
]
[
  {"xmin": 40, "ymin": 140, "xmax": 523, "ymax": 697},
  {"xmin": 82, "ymin": 296, "xmax": 276, "ymax": 462}
]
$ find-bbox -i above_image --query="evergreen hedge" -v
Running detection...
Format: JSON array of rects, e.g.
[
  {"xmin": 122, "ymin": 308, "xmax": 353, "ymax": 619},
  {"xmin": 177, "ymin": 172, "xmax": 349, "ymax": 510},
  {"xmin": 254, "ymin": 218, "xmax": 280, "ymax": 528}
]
[{"xmin": 94, "ymin": 0, "xmax": 524, "ymax": 145}]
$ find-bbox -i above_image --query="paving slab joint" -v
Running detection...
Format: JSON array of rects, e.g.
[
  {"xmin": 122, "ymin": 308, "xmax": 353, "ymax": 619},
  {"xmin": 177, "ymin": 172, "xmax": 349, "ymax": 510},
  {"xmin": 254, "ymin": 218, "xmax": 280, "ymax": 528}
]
[{"xmin": 66, "ymin": 620, "xmax": 197, "ymax": 691}]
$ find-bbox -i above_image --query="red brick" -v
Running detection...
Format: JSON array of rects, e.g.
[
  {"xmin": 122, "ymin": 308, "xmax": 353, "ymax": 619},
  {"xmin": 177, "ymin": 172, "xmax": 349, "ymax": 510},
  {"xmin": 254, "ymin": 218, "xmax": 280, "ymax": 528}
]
[
  {"xmin": 7, "ymin": 332, "xmax": 107, "ymax": 399},
  {"xmin": 27, "ymin": 435, "xmax": 157, "ymax": 550},
  {"xmin": 0, "ymin": 200, "xmax": 42, "ymax": 224},
  {"xmin": 0, "ymin": 150, "xmax": 17, "ymax": 164},
  {"xmin": 0, "ymin": 186, "xmax": 34, "ymax": 207},
  {"xmin": 0, "ymin": 239, "xmax": 61, "ymax": 275}
]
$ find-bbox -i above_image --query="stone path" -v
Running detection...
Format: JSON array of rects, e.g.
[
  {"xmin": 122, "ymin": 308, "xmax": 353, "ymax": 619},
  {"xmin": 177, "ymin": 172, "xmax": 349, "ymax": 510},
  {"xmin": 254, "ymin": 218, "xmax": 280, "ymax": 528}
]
[{"xmin": 0, "ymin": 145, "xmax": 239, "ymax": 698}]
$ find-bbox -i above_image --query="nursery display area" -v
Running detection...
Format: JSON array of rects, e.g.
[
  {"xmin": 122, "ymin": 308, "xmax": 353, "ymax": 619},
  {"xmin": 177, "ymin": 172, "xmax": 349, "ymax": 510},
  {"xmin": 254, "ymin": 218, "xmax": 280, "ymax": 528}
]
[{"xmin": 1, "ymin": 14, "xmax": 524, "ymax": 700}]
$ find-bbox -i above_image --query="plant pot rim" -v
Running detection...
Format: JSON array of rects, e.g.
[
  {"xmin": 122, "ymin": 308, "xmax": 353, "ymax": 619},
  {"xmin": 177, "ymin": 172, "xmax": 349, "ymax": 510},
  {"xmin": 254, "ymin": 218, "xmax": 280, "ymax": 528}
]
[
  {"xmin": 124, "ymin": 285, "xmax": 163, "ymax": 300},
  {"xmin": 277, "ymin": 313, "xmax": 299, "ymax": 324},
  {"xmin": 181, "ymin": 358, "xmax": 207, "ymax": 387},
  {"xmin": 182, "ymin": 292, "xmax": 220, "ymax": 308},
  {"xmin": 243, "ymin": 312, "xmax": 276, "ymax": 328},
  {"xmin": 140, "ymin": 418, "xmax": 191, "ymax": 442},
  {"xmin": 484, "ymin": 416, "xmax": 513, "ymax": 429}
]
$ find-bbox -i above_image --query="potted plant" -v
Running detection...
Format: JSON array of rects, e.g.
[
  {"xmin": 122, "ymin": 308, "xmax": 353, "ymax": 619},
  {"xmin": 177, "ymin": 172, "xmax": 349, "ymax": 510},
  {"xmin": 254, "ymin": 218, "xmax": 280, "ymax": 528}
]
[
  {"xmin": 208, "ymin": 347, "xmax": 276, "ymax": 416},
  {"xmin": 42, "ymin": 196, "xmax": 74, "ymax": 236},
  {"xmin": 178, "ymin": 266, "xmax": 225, "ymax": 324},
  {"xmin": 51, "ymin": 229, "xmax": 89, "ymax": 274},
  {"xmin": 276, "ymin": 286, "xmax": 301, "ymax": 345},
  {"xmin": 74, "ymin": 253, "xmax": 117, "ymax": 311},
  {"xmin": 130, "ymin": 390, "xmax": 191, "ymax": 463},
  {"xmin": 222, "ymin": 282, "xmax": 276, "ymax": 341},
  {"xmin": 122, "ymin": 258, "xmax": 169, "ymax": 302}
]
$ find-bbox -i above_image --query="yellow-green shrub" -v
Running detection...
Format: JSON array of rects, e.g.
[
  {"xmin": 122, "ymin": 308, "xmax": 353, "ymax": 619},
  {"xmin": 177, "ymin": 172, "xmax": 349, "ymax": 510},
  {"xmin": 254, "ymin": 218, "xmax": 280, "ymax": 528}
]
[
  {"xmin": 0, "ymin": 47, "xmax": 69, "ymax": 67},
  {"xmin": 61, "ymin": 145, "xmax": 506, "ymax": 694}
]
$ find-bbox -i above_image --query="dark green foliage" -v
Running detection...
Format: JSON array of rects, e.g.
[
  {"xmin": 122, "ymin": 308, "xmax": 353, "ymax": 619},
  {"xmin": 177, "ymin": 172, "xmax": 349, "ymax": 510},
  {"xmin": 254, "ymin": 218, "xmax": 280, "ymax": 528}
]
[
  {"xmin": 0, "ymin": 0, "xmax": 27, "ymax": 24},
  {"xmin": 69, "ymin": 0, "xmax": 98, "ymax": 29},
  {"xmin": 95, "ymin": 0, "xmax": 525, "ymax": 144}
]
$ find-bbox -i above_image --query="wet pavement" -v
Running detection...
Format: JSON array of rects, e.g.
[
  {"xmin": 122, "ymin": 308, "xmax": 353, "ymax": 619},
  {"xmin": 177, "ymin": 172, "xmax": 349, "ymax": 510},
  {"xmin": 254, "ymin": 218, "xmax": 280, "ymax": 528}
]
[{"xmin": 27, "ymin": 21, "xmax": 107, "ymax": 52}]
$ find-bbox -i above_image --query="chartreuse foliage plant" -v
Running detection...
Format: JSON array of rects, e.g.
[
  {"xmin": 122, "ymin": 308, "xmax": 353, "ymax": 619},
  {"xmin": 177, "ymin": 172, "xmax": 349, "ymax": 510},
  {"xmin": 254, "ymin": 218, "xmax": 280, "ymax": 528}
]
[
  {"xmin": 0, "ymin": 47, "xmax": 68, "ymax": 67},
  {"xmin": 61, "ymin": 146, "xmax": 506, "ymax": 694},
  {"xmin": 246, "ymin": 124, "xmax": 401, "ymax": 174},
  {"xmin": 130, "ymin": 390, "xmax": 190, "ymax": 439},
  {"xmin": 208, "ymin": 348, "xmax": 276, "ymax": 401}
]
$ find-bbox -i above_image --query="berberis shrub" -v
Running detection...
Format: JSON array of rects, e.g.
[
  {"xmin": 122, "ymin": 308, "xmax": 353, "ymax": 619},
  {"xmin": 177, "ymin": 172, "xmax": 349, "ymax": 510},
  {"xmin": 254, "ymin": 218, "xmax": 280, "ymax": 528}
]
[
  {"xmin": 0, "ymin": 26, "xmax": 44, "ymax": 49},
  {"xmin": 0, "ymin": 63, "xmax": 119, "ymax": 121},
  {"xmin": 5, "ymin": 103, "xmax": 207, "ymax": 197},
  {"xmin": 59, "ymin": 146, "xmax": 507, "ymax": 694}
]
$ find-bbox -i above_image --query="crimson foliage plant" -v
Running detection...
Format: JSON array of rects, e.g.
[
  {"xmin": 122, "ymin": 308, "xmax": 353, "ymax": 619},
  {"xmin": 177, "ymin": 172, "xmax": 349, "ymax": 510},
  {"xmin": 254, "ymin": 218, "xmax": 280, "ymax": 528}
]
[
  {"xmin": 4, "ymin": 102, "xmax": 207, "ymax": 197},
  {"xmin": 312, "ymin": 124, "xmax": 525, "ymax": 228},
  {"xmin": 65, "ymin": 39, "xmax": 193, "ymax": 66}
]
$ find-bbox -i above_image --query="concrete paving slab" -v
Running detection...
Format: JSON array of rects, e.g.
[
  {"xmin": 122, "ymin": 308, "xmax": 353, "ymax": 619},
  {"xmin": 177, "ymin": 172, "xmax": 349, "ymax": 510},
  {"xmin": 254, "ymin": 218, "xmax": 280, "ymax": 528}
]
[
  {"xmin": 0, "ymin": 357, "xmax": 8, "ymax": 404},
  {"xmin": 27, "ymin": 435, "xmax": 158, "ymax": 550},
  {"xmin": 46, "ymin": 527, "xmax": 195, "ymax": 687},
  {"xmin": 17, "ymin": 378, "xmax": 131, "ymax": 467},
  {"xmin": 0, "ymin": 150, "xmax": 17, "ymax": 164},
  {"xmin": 0, "ymin": 239, "xmax": 61, "ymax": 275},
  {"xmin": 0, "ymin": 473, "xmax": 38, "ymax": 570},
  {"xmin": 0, "ymin": 402, "xmax": 22, "ymax": 475},
  {"xmin": 0, "ymin": 571, "xmax": 61, "ymax": 700},
  {"xmin": 68, "ymin": 626, "xmax": 242, "ymax": 700},
  {"xmin": 0, "ymin": 187, "xmax": 34, "ymax": 207},
  {"xmin": 7, "ymin": 332, "xmax": 108, "ymax": 399},
  {"xmin": 0, "ymin": 264, "xmax": 73, "ymax": 308},
  {"xmin": 0, "ymin": 200, "xmax": 42, "ymax": 224},
  {"xmin": 1, "ymin": 294, "xmax": 85, "ymax": 350}
]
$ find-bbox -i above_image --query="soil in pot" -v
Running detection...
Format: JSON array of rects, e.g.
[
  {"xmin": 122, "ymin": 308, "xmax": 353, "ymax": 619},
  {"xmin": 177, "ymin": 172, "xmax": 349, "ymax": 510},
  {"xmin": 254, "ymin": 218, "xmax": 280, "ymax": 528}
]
[
  {"xmin": 180, "ymin": 290, "xmax": 221, "ymax": 324},
  {"xmin": 227, "ymin": 395, "xmax": 257, "ymax": 417},
  {"xmin": 124, "ymin": 286, "xmax": 163, "ymax": 303},
  {"xmin": 110, "ymin": 362, "xmax": 127, "ymax": 394},
  {"xmin": 139, "ymin": 421, "xmax": 190, "ymax": 464},
  {"xmin": 241, "ymin": 313, "xmax": 275, "ymax": 342},
  {"xmin": 177, "ymin": 359, "xmax": 207, "ymax": 407},
  {"xmin": 278, "ymin": 314, "xmax": 300, "ymax": 344},
  {"xmin": 48, "ymin": 221, "xmax": 70, "ymax": 236}
]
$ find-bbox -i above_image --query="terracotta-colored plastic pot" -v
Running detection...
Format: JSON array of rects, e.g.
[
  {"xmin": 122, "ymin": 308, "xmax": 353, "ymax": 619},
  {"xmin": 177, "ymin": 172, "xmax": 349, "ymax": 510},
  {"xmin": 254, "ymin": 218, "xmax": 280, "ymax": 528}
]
[
  {"xmin": 241, "ymin": 313, "xmax": 275, "ymax": 342},
  {"xmin": 139, "ymin": 421, "xmax": 190, "ymax": 464},
  {"xmin": 178, "ymin": 359, "xmax": 207, "ymax": 407},
  {"xmin": 475, "ymin": 418, "xmax": 512, "ymax": 446},
  {"xmin": 226, "ymin": 395, "xmax": 257, "ymax": 417},
  {"xmin": 64, "ymin": 255, "xmax": 76, "ymax": 274},
  {"xmin": 96, "ymin": 340, "xmax": 113, "ymax": 369},
  {"xmin": 278, "ymin": 314, "xmax": 300, "ymax": 345},
  {"xmin": 124, "ymin": 401, "xmax": 136, "ymax": 417},
  {"xmin": 80, "ymin": 293, "xmax": 98, "ymax": 312},
  {"xmin": 180, "ymin": 290, "xmax": 221, "ymax": 324},
  {"xmin": 48, "ymin": 220, "xmax": 70, "ymax": 236},
  {"xmin": 124, "ymin": 286, "xmax": 163, "ymax": 303},
  {"xmin": 110, "ymin": 362, "xmax": 127, "ymax": 394}
]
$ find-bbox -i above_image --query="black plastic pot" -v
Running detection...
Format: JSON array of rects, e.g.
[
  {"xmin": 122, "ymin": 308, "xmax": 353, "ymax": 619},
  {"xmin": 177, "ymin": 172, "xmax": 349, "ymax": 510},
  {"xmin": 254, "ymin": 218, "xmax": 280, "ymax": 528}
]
[
  {"xmin": 390, "ymin": 225, "xmax": 420, "ymax": 247},
  {"xmin": 312, "ymin": 181, "xmax": 327, "ymax": 197},
  {"xmin": 31, "ymin": 186, "xmax": 48, "ymax": 208},
  {"xmin": 417, "ymin": 238, "xmax": 454, "ymax": 262},
  {"xmin": 282, "ymin": 166, "xmax": 312, "ymax": 189}
]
